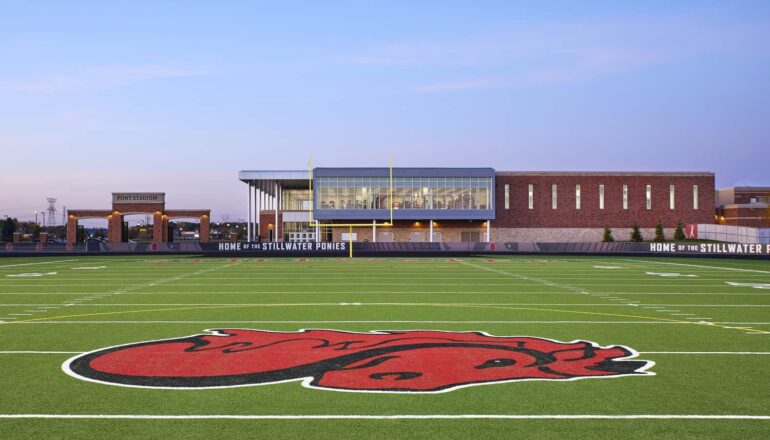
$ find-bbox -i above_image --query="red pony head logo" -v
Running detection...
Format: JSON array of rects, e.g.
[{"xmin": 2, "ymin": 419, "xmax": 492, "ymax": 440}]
[{"xmin": 63, "ymin": 329, "xmax": 654, "ymax": 393}]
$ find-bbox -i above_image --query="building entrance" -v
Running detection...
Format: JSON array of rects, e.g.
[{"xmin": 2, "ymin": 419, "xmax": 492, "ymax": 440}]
[{"xmin": 66, "ymin": 193, "xmax": 210, "ymax": 245}]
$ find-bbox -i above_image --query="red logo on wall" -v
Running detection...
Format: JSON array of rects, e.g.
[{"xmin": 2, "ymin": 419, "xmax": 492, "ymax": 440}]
[{"xmin": 63, "ymin": 329, "xmax": 654, "ymax": 393}]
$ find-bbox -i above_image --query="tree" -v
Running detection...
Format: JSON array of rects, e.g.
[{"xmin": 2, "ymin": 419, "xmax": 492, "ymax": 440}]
[
  {"xmin": 32, "ymin": 224, "xmax": 41, "ymax": 239},
  {"xmin": 1, "ymin": 217, "xmax": 17, "ymax": 242},
  {"xmin": 630, "ymin": 224, "xmax": 643, "ymax": 242},
  {"xmin": 654, "ymin": 221, "xmax": 665, "ymax": 242},
  {"xmin": 674, "ymin": 221, "xmax": 686, "ymax": 241},
  {"xmin": 602, "ymin": 226, "xmax": 615, "ymax": 242}
]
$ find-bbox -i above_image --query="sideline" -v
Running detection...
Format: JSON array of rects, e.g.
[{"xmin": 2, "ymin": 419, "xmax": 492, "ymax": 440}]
[{"xmin": 0, "ymin": 414, "xmax": 767, "ymax": 420}]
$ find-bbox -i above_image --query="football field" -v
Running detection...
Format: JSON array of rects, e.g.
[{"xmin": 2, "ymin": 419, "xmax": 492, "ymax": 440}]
[{"xmin": 0, "ymin": 255, "xmax": 768, "ymax": 439}]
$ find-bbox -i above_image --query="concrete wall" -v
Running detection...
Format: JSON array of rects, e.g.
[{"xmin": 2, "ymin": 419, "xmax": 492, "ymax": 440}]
[
  {"xmin": 696, "ymin": 224, "xmax": 770, "ymax": 244},
  {"xmin": 491, "ymin": 227, "xmax": 673, "ymax": 242},
  {"xmin": 324, "ymin": 224, "xmax": 671, "ymax": 243}
]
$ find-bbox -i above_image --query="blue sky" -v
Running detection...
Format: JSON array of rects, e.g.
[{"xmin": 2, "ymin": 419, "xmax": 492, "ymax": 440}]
[{"xmin": 2, "ymin": 1, "xmax": 769, "ymax": 222}]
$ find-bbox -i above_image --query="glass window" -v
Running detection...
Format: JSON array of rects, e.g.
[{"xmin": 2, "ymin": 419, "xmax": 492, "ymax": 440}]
[
  {"xmin": 669, "ymin": 185, "xmax": 675, "ymax": 210},
  {"xmin": 693, "ymin": 185, "xmax": 699, "ymax": 209},
  {"xmin": 646, "ymin": 185, "xmax": 652, "ymax": 210},
  {"xmin": 528, "ymin": 184, "xmax": 534, "ymax": 210},
  {"xmin": 599, "ymin": 185, "xmax": 605, "ymax": 210},
  {"xmin": 552, "ymin": 184, "xmax": 558, "ymax": 209},
  {"xmin": 504, "ymin": 184, "xmax": 509, "ymax": 210},
  {"xmin": 622, "ymin": 185, "xmax": 628, "ymax": 210},
  {"xmin": 479, "ymin": 185, "xmax": 489, "ymax": 209},
  {"xmin": 282, "ymin": 189, "xmax": 312, "ymax": 211},
  {"xmin": 315, "ymin": 175, "xmax": 492, "ymax": 210},
  {"xmin": 575, "ymin": 184, "xmax": 581, "ymax": 210}
]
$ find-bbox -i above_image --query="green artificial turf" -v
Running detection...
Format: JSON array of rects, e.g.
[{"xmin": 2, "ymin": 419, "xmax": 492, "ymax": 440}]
[{"xmin": 0, "ymin": 255, "xmax": 768, "ymax": 439}]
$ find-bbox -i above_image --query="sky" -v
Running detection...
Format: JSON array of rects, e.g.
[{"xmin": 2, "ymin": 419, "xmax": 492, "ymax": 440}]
[{"xmin": 2, "ymin": 0, "xmax": 769, "ymax": 223}]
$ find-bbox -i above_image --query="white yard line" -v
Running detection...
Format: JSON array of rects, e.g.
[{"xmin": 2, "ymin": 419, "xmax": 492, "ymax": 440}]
[
  {"xmin": 0, "ymin": 260, "xmax": 77, "ymax": 269},
  {"xmin": 6, "ymin": 303, "xmax": 765, "ymax": 307},
  {"xmin": 624, "ymin": 259, "xmax": 770, "ymax": 275},
  {"xmin": 0, "ymin": 292, "xmax": 578, "ymax": 295},
  {"xmin": 7, "ymin": 282, "xmax": 756, "ymax": 287},
  {"xmin": 0, "ymin": 414, "xmax": 767, "ymax": 420},
  {"xmin": 0, "ymin": 261, "xmax": 246, "ymax": 326},
  {"xmin": 0, "ymin": 351, "xmax": 81, "ymax": 354},
  {"xmin": 1, "ymin": 291, "xmax": 769, "ymax": 295},
  {"xmin": 7, "ymin": 320, "xmax": 767, "ymax": 325}
]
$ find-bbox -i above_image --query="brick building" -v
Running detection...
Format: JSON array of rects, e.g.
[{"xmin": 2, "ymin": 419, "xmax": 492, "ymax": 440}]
[
  {"xmin": 715, "ymin": 186, "xmax": 770, "ymax": 227},
  {"xmin": 239, "ymin": 168, "xmax": 715, "ymax": 243}
]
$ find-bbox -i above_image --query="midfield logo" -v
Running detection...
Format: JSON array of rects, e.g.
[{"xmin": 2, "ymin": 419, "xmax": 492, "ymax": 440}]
[{"xmin": 63, "ymin": 329, "xmax": 654, "ymax": 393}]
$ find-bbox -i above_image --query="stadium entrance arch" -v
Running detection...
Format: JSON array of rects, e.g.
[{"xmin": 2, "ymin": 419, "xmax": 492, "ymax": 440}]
[{"xmin": 66, "ymin": 193, "xmax": 210, "ymax": 245}]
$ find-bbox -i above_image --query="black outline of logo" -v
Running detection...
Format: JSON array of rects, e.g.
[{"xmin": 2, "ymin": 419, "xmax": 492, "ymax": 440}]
[{"xmin": 63, "ymin": 329, "xmax": 655, "ymax": 394}]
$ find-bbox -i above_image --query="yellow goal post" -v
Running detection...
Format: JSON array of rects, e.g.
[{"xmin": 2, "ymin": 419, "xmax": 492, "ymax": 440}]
[{"xmin": 306, "ymin": 156, "xmax": 394, "ymax": 257}]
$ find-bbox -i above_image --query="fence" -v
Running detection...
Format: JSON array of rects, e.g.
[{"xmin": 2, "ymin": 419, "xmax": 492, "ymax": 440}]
[{"xmin": 689, "ymin": 224, "xmax": 770, "ymax": 244}]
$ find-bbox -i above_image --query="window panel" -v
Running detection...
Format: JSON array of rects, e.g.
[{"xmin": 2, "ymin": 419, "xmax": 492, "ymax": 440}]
[
  {"xmin": 646, "ymin": 185, "xmax": 652, "ymax": 210},
  {"xmin": 599, "ymin": 185, "xmax": 605, "ymax": 210},
  {"xmin": 623, "ymin": 185, "xmax": 628, "ymax": 210},
  {"xmin": 552, "ymin": 184, "xmax": 558, "ymax": 210},
  {"xmin": 669, "ymin": 185, "xmax": 675, "ymax": 210},
  {"xmin": 504, "ymin": 184, "xmax": 510, "ymax": 210},
  {"xmin": 575, "ymin": 184, "xmax": 581, "ymax": 210},
  {"xmin": 693, "ymin": 185, "xmax": 699, "ymax": 209},
  {"xmin": 528, "ymin": 184, "xmax": 534, "ymax": 210}
]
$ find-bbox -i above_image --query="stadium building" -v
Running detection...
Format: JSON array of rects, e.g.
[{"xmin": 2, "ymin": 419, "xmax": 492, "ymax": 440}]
[
  {"xmin": 239, "ymin": 168, "xmax": 714, "ymax": 243},
  {"xmin": 715, "ymin": 186, "xmax": 770, "ymax": 227}
]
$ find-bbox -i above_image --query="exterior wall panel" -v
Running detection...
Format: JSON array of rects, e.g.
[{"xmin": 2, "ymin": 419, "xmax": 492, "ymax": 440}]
[{"xmin": 494, "ymin": 173, "xmax": 714, "ymax": 228}]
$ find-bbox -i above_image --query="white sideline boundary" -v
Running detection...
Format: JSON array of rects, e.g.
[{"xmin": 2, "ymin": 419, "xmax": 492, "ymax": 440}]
[
  {"xmin": 2, "ymin": 303, "xmax": 768, "ymax": 307},
  {"xmin": 0, "ymin": 414, "xmax": 767, "ymax": 420},
  {"xmin": 5, "ymin": 321, "xmax": 770, "ymax": 325},
  {"xmin": 1, "ymin": 292, "xmax": 769, "ymax": 296}
]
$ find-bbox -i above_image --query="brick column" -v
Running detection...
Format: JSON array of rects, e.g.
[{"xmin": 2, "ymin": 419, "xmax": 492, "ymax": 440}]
[
  {"xmin": 163, "ymin": 215, "xmax": 169, "ymax": 242},
  {"xmin": 153, "ymin": 212, "xmax": 163, "ymax": 243},
  {"xmin": 199, "ymin": 215, "xmax": 210, "ymax": 243},
  {"xmin": 107, "ymin": 214, "xmax": 123, "ymax": 242},
  {"xmin": 67, "ymin": 216, "xmax": 78, "ymax": 245},
  {"xmin": 259, "ymin": 212, "xmax": 282, "ymax": 242},
  {"xmin": 12, "ymin": 232, "xmax": 21, "ymax": 243},
  {"xmin": 39, "ymin": 232, "xmax": 48, "ymax": 245}
]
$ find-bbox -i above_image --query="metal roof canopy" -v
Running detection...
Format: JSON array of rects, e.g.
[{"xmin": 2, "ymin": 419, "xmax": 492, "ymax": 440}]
[
  {"xmin": 314, "ymin": 167, "xmax": 495, "ymax": 177},
  {"xmin": 239, "ymin": 170, "xmax": 310, "ymax": 192}
]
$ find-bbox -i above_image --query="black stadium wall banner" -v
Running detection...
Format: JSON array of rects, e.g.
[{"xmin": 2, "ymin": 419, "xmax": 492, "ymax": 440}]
[{"xmin": 1, "ymin": 241, "xmax": 769, "ymax": 257}]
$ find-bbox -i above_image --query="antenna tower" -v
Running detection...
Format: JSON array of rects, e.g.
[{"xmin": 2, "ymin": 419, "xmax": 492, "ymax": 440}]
[{"xmin": 46, "ymin": 198, "xmax": 57, "ymax": 226}]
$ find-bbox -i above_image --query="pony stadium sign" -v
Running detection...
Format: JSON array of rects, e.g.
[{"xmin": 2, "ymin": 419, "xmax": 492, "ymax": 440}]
[{"xmin": 112, "ymin": 193, "xmax": 165, "ymax": 204}]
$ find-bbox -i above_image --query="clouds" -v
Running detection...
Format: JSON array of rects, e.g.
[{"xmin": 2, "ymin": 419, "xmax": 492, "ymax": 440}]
[
  {"xmin": 343, "ymin": 11, "xmax": 770, "ymax": 93},
  {"xmin": 0, "ymin": 65, "xmax": 209, "ymax": 94}
]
